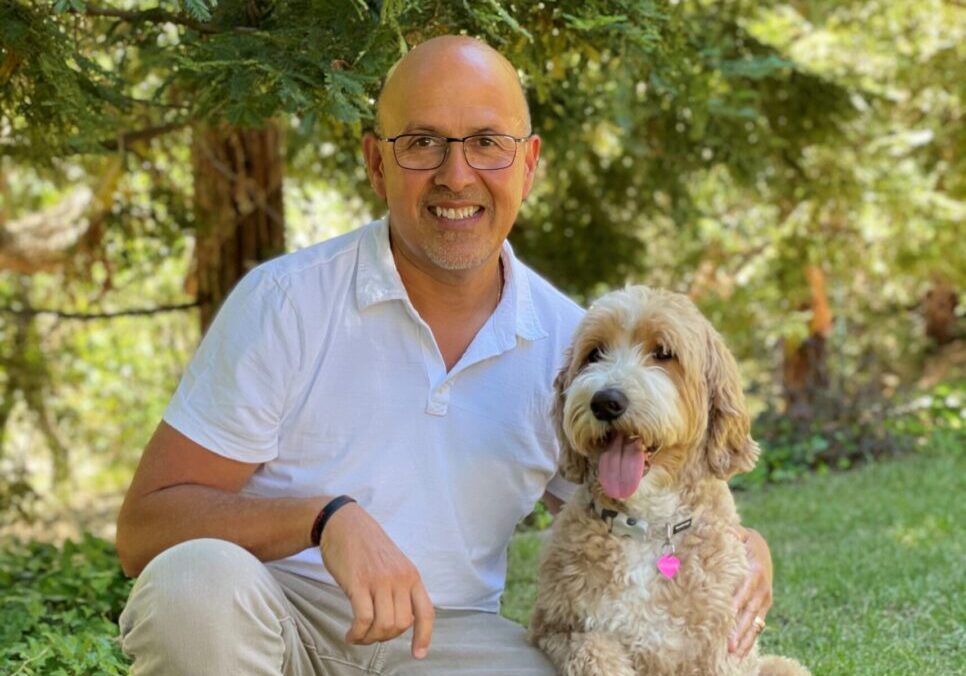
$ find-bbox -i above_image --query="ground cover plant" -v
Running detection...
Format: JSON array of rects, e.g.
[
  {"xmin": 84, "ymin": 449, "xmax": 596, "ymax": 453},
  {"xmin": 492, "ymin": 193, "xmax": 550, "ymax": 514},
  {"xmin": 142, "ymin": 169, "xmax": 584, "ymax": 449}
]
[
  {"xmin": 0, "ymin": 429, "xmax": 960, "ymax": 674},
  {"xmin": 0, "ymin": 534, "xmax": 132, "ymax": 675}
]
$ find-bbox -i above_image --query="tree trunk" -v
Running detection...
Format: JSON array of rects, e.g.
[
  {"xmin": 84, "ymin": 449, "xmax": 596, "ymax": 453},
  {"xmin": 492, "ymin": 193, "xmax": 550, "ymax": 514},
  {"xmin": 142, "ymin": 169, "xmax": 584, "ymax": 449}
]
[
  {"xmin": 783, "ymin": 265, "xmax": 832, "ymax": 420},
  {"xmin": 922, "ymin": 277, "xmax": 958, "ymax": 346},
  {"xmin": 189, "ymin": 122, "xmax": 285, "ymax": 334}
]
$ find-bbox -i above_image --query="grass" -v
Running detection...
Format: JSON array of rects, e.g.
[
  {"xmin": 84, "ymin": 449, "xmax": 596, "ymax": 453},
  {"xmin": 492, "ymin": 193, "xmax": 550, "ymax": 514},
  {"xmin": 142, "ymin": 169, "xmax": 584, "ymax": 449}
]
[{"xmin": 501, "ymin": 431, "xmax": 966, "ymax": 676}]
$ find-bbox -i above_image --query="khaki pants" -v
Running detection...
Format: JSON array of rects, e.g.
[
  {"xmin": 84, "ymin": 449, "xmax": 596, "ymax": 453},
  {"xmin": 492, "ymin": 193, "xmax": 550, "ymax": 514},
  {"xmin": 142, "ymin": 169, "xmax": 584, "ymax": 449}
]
[{"xmin": 119, "ymin": 539, "xmax": 555, "ymax": 675}]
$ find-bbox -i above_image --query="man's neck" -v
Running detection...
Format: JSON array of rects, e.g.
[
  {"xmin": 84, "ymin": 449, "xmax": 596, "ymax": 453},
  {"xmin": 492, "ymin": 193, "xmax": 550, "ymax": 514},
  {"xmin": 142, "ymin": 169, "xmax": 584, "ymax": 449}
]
[
  {"xmin": 390, "ymin": 238, "xmax": 503, "ymax": 320},
  {"xmin": 389, "ymin": 232, "xmax": 504, "ymax": 371}
]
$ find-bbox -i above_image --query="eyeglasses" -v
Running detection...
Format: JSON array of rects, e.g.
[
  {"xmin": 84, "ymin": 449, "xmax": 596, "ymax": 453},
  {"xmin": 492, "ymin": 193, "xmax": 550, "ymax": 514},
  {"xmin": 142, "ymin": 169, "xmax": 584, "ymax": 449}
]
[{"xmin": 376, "ymin": 133, "xmax": 531, "ymax": 171}]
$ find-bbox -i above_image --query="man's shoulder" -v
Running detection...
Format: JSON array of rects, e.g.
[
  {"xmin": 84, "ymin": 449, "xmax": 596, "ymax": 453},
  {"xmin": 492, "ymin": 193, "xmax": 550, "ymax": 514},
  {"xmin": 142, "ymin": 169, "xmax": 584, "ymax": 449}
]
[
  {"xmin": 257, "ymin": 222, "xmax": 373, "ymax": 285},
  {"xmin": 517, "ymin": 261, "xmax": 585, "ymax": 339},
  {"xmin": 222, "ymin": 221, "xmax": 379, "ymax": 324}
]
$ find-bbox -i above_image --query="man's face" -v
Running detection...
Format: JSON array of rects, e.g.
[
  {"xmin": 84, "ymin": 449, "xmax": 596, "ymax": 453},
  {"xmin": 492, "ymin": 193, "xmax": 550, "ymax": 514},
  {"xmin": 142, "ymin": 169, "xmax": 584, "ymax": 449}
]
[{"xmin": 363, "ymin": 41, "xmax": 541, "ymax": 273}]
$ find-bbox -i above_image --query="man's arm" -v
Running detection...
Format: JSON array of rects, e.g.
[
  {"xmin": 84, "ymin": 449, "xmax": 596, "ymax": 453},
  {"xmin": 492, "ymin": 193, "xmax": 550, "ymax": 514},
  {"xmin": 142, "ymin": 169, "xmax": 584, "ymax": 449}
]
[
  {"xmin": 115, "ymin": 421, "xmax": 324, "ymax": 576},
  {"xmin": 116, "ymin": 421, "xmax": 434, "ymax": 659}
]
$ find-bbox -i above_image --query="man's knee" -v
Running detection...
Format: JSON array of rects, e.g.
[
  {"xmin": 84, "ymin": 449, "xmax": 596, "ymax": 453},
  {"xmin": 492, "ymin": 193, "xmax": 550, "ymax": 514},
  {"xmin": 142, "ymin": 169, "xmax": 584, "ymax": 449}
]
[
  {"xmin": 136, "ymin": 538, "xmax": 265, "ymax": 608},
  {"xmin": 120, "ymin": 539, "xmax": 299, "ymax": 673},
  {"xmin": 120, "ymin": 539, "xmax": 274, "ymax": 647}
]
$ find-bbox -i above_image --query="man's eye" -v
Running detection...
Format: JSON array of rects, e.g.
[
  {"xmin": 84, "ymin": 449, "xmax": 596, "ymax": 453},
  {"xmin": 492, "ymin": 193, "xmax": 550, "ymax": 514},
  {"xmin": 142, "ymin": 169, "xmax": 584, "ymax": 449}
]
[
  {"xmin": 412, "ymin": 136, "xmax": 439, "ymax": 148},
  {"xmin": 400, "ymin": 135, "xmax": 442, "ymax": 150},
  {"xmin": 585, "ymin": 347, "xmax": 603, "ymax": 364},
  {"xmin": 653, "ymin": 345, "xmax": 674, "ymax": 361}
]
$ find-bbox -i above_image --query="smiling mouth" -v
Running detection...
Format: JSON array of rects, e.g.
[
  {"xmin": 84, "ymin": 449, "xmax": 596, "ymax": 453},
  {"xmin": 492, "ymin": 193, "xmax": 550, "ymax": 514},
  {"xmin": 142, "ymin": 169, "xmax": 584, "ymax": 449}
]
[{"xmin": 429, "ymin": 205, "xmax": 484, "ymax": 221}]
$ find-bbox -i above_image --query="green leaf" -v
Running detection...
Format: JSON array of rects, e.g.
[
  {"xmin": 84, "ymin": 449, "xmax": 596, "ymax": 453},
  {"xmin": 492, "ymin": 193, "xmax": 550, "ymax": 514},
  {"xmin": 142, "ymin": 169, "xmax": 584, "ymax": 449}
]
[{"xmin": 182, "ymin": 0, "xmax": 215, "ymax": 22}]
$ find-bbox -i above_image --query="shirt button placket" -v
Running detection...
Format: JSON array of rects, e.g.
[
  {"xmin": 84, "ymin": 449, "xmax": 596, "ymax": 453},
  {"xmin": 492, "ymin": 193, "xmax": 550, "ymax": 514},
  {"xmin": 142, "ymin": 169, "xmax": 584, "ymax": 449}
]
[{"xmin": 426, "ymin": 381, "xmax": 451, "ymax": 416}]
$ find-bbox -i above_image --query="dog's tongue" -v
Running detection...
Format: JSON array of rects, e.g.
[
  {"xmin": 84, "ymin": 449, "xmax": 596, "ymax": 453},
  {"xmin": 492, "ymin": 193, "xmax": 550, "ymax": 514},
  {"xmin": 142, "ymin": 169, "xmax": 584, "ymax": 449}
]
[{"xmin": 598, "ymin": 434, "xmax": 647, "ymax": 500}]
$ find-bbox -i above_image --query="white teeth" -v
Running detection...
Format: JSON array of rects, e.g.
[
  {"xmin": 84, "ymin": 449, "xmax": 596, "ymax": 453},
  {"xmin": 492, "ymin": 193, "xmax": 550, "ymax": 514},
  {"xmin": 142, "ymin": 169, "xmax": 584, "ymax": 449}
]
[{"xmin": 433, "ymin": 206, "xmax": 480, "ymax": 220}]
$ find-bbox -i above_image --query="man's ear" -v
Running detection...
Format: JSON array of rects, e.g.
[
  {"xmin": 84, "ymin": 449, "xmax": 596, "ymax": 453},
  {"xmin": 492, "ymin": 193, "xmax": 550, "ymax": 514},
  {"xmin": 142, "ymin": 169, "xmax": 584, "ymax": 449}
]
[
  {"xmin": 520, "ymin": 134, "xmax": 541, "ymax": 200},
  {"xmin": 704, "ymin": 329, "xmax": 760, "ymax": 479},
  {"xmin": 552, "ymin": 352, "xmax": 587, "ymax": 484},
  {"xmin": 362, "ymin": 132, "xmax": 387, "ymax": 200}
]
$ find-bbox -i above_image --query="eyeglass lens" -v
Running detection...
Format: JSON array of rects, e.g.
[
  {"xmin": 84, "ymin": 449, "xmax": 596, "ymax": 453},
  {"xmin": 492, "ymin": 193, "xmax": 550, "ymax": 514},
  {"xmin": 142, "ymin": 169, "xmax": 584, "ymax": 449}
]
[{"xmin": 393, "ymin": 135, "xmax": 518, "ymax": 170}]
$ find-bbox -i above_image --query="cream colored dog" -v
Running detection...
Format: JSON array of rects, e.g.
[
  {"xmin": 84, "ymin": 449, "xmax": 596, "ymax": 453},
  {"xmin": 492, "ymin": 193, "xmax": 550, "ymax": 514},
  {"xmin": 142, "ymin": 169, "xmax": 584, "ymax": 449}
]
[{"xmin": 530, "ymin": 286, "xmax": 808, "ymax": 676}]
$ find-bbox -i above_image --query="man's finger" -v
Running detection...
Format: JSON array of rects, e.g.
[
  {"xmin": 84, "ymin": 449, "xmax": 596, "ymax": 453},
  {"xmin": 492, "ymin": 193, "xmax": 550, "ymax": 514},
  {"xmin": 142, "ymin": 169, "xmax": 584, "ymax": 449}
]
[
  {"xmin": 730, "ymin": 604, "xmax": 753, "ymax": 653},
  {"xmin": 410, "ymin": 582, "xmax": 435, "ymax": 659},
  {"xmin": 394, "ymin": 587, "xmax": 415, "ymax": 634},
  {"xmin": 732, "ymin": 575, "xmax": 753, "ymax": 613},
  {"xmin": 736, "ymin": 609, "xmax": 763, "ymax": 658},
  {"xmin": 345, "ymin": 590, "xmax": 375, "ymax": 644},
  {"xmin": 362, "ymin": 587, "xmax": 396, "ymax": 644}
]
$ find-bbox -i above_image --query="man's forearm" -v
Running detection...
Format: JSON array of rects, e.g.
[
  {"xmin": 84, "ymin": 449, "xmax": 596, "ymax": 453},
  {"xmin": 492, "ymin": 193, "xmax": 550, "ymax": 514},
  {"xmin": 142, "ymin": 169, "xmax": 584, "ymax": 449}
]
[{"xmin": 116, "ymin": 484, "xmax": 329, "ymax": 577}]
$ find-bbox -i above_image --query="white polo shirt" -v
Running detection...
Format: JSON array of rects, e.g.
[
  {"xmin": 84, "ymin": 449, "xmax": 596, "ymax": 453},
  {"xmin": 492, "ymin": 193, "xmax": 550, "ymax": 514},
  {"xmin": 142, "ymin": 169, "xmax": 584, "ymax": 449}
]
[{"xmin": 163, "ymin": 219, "xmax": 583, "ymax": 611}]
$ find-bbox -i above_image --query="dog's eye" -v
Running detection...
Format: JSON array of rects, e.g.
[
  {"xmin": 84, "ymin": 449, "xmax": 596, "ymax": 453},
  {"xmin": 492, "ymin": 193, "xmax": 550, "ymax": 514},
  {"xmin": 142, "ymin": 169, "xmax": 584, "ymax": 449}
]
[
  {"xmin": 584, "ymin": 347, "xmax": 603, "ymax": 364},
  {"xmin": 653, "ymin": 345, "xmax": 674, "ymax": 361}
]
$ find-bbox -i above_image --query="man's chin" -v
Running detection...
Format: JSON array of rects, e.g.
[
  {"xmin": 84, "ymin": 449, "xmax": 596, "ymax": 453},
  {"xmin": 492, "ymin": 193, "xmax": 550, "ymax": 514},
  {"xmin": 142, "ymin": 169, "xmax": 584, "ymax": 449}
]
[
  {"xmin": 424, "ymin": 248, "xmax": 490, "ymax": 272},
  {"xmin": 423, "ymin": 235, "xmax": 499, "ymax": 272}
]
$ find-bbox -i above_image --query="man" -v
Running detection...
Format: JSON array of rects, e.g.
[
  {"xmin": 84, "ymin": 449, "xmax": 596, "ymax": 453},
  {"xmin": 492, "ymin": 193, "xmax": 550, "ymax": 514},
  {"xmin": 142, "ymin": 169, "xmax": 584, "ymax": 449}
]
[{"xmin": 117, "ymin": 35, "xmax": 773, "ymax": 675}]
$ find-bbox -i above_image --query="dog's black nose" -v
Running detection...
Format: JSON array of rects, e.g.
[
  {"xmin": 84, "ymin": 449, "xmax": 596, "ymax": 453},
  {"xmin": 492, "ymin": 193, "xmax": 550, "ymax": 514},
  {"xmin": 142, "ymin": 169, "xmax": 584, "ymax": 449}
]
[{"xmin": 591, "ymin": 388, "xmax": 628, "ymax": 421}]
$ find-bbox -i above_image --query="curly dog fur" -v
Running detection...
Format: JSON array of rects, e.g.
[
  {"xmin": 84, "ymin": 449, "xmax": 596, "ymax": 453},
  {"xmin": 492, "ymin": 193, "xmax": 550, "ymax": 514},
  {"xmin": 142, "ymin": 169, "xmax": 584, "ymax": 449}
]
[{"xmin": 530, "ymin": 286, "xmax": 808, "ymax": 676}]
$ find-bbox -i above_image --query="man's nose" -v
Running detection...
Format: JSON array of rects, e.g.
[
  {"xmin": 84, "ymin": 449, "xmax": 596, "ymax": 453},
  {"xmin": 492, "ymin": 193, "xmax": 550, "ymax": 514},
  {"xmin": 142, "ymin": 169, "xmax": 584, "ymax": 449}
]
[{"xmin": 433, "ymin": 143, "xmax": 477, "ymax": 192}]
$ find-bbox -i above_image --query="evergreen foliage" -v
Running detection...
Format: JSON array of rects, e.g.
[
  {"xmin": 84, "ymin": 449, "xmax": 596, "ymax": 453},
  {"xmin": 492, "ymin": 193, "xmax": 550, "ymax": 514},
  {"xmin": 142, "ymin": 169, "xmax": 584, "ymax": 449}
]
[{"xmin": 2, "ymin": 0, "xmax": 861, "ymax": 294}]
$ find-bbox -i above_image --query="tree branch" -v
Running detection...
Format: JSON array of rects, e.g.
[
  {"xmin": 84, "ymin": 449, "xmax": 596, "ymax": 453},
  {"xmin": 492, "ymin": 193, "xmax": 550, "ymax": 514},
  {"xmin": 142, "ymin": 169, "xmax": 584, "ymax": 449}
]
[
  {"xmin": 0, "ymin": 301, "xmax": 204, "ymax": 321},
  {"xmin": 101, "ymin": 120, "xmax": 189, "ymax": 151},
  {"xmin": 78, "ymin": 6, "xmax": 223, "ymax": 34}
]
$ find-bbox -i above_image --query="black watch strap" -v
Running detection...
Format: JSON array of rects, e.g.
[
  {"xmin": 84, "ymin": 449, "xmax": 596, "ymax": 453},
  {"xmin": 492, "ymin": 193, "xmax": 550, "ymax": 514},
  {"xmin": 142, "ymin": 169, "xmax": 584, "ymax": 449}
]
[{"xmin": 311, "ymin": 495, "xmax": 357, "ymax": 547}]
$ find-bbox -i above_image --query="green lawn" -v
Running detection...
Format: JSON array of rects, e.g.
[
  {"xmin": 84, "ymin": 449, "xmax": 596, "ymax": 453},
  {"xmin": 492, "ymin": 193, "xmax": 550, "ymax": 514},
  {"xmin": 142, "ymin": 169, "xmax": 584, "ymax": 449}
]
[{"xmin": 502, "ymin": 436, "xmax": 965, "ymax": 676}]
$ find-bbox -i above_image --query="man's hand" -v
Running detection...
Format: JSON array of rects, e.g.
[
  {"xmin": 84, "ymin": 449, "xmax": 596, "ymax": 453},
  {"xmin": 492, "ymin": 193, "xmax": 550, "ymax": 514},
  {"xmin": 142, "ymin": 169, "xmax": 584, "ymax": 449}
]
[
  {"xmin": 729, "ymin": 526, "xmax": 773, "ymax": 657},
  {"xmin": 320, "ymin": 503, "xmax": 435, "ymax": 659}
]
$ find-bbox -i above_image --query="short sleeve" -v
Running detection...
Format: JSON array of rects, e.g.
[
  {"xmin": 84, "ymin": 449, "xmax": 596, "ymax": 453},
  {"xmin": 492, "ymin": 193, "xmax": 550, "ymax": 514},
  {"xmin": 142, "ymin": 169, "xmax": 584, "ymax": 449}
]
[
  {"xmin": 163, "ymin": 266, "xmax": 304, "ymax": 463},
  {"xmin": 545, "ymin": 472, "xmax": 579, "ymax": 503}
]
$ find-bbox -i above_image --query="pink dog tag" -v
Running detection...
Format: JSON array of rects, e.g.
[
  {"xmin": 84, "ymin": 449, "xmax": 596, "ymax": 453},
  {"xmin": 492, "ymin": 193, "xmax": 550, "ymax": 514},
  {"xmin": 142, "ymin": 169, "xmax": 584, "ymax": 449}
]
[{"xmin": 657, "ymin": 554, "xmax": 680, "ymax": 578}]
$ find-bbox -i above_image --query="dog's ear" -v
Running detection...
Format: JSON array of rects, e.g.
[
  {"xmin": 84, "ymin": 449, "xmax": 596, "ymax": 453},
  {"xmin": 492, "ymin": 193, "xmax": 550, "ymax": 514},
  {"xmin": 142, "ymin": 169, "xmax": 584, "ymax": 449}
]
[
  {"xmin": 704, "ymin": 329, "xmax": 759, "ymax": 479},
  {"xmin": 552, "ymin": 352, "xmax": 588, "ymax": 484}
]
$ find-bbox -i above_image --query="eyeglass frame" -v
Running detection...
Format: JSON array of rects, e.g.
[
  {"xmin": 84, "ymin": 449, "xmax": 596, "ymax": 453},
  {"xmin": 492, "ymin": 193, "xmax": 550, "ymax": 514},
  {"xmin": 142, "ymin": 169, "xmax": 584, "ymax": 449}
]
[{"xmin": 374, "ymin": 131, "xmax": 534, "ymax": 171}]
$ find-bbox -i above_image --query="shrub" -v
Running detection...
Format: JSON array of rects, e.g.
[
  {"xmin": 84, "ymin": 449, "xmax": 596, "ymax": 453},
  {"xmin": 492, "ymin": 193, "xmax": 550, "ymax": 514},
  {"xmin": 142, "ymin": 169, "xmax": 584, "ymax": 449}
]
[{"xmin": 735, "ymin": 380, "xmax": 964, "ymax": 489}]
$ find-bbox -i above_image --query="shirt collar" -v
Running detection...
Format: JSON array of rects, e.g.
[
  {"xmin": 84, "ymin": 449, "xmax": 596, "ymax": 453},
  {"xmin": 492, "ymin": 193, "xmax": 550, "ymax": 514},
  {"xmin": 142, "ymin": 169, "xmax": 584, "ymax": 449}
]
[{"xmin": 355, "ymin": 218, "xmax": 546, "ymax": 342}]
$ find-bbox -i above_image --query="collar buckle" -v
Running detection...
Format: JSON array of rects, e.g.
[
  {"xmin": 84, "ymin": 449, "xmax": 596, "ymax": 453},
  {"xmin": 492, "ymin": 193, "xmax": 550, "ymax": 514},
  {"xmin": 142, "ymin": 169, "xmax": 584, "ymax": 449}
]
[{"xmin": 591, "ymin": 500, "xmax": 693, "ymax": 543}]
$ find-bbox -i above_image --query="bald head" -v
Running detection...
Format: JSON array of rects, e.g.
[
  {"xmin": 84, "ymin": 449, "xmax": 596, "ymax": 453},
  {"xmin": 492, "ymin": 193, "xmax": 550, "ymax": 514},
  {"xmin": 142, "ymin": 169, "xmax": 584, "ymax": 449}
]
[{"xmin": 375, "ymin": 36, "xmax": 531, "ymax": 135}]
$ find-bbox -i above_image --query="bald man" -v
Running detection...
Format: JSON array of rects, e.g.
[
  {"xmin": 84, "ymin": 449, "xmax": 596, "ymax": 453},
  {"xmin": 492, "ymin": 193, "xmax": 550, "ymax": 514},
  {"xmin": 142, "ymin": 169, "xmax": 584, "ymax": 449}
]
[{"xmin": 116, "ymin": 36, "xmax": 773, "ymax": 675}]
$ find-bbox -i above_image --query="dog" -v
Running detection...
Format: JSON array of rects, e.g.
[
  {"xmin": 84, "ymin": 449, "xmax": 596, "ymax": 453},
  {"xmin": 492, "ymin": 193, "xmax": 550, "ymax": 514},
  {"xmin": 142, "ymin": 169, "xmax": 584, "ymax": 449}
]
[{"xmin": 530, "ymin": 286, "xmax": 808, "ymax": 676}]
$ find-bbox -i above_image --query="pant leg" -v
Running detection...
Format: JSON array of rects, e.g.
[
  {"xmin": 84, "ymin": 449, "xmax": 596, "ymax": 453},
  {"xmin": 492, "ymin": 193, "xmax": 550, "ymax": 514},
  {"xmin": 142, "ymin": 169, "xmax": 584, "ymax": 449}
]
[
  {"xmin": 119, "ymin": 539, "xmax": 318, "ymax": 676},
  {"xmin": 264, "ymin": 566, "xmax": 387, "ymax": 675},
  {"xmin": 379, "ymin": 608, "xmax": 557, "ymax": 675},
  {"xmin": 265, "ymin": 567, "xmax": 556, "ymax": 676}
]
